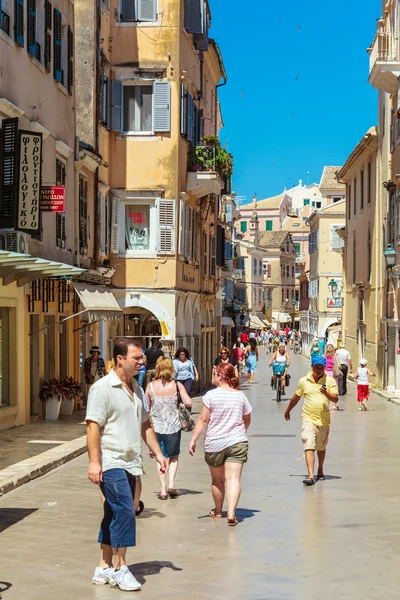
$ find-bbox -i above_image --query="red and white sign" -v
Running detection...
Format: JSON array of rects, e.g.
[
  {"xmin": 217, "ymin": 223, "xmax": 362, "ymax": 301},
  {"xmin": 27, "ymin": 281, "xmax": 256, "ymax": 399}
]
[{"xmin": 40, "ymin": 186, "xmax": 65, "ymax": 212}]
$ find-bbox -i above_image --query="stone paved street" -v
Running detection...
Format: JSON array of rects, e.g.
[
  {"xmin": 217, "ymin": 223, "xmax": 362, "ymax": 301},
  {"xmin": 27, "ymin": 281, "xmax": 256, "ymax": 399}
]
[{"xmin": 0, "ymin": 350, "xmax": 399, "ymax": 600}]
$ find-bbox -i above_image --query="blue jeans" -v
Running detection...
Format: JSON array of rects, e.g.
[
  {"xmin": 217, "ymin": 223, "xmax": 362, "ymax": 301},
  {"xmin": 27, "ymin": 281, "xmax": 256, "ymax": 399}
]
[
  {"xmin": 137, "ymin": 370, "xmax": 146, "ymax": 388},
  {"xmin": 98, "ymin": 469, "xmax": 136, "ymax": 549}
]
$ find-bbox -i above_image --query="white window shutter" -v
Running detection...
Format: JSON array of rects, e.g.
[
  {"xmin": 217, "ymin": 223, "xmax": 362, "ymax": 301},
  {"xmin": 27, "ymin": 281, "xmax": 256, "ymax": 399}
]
[
  {"xmin": 111, "ymin": 197, "xmax": 120, "ymax": 254},
  {"xmin": 138, "ymin": 0, "xmax": 156, "ymax": 21},
  {"xmin": 100, "ymin": 192, "xmax": 106, "ymax": 254},
  {"xmin": 153, "ymin": 81, "xmax": 171, "ymax": 132},
  {"xmin": 157, "ymin": 199, "xmax": 175, "ymax": 255},
  {"xmin": 178, "ymin": 199, "xmax": 185, "ymax": 255},
  {"xmin": 184, "ymin": 204, "xmax": 192, "ymax": 258}
]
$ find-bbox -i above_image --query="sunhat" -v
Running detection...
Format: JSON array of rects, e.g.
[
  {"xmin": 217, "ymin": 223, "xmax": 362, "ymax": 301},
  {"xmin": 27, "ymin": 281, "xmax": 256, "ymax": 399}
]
[
  {"xmin": 89, "ymin": 345, "xmax": 101, "ymax": 354},
  {"xmin": 360, "ymin": 358, "xmax": 367, "ymax": 366}
]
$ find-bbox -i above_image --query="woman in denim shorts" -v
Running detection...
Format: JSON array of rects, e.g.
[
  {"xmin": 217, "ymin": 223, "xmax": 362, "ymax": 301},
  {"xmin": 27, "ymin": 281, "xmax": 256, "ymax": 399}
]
[{"xmin": 189, "ymin": 363, "xmax": 252, "ymax": 526}]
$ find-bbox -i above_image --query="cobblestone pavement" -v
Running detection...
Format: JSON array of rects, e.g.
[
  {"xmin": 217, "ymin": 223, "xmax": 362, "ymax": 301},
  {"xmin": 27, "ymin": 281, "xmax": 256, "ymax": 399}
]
[{"xmin": 0, "ymin": 350, "xmax": 399, "ymax": 600}]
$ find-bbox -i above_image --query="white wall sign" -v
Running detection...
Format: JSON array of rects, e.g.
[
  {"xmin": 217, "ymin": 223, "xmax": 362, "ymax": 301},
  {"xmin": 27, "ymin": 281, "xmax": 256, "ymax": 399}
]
[{"xmin": 18, "ymin": 131, "xmax": 42, "ymax": 231}]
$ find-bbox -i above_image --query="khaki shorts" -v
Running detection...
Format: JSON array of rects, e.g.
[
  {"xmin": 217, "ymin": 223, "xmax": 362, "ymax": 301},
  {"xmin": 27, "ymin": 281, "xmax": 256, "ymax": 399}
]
[
  {"xmin": 301, "ymin": 421, "xmax": 330, "ymax": 451},
  {"xmin": 205, "ymin": 442, "xmax": 249, "ymax": 468}
]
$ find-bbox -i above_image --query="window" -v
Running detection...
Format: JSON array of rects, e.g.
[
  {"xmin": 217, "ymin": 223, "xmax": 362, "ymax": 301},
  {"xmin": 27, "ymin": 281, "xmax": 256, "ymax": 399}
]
[
  {"xmin": 353, "ymin": 176, "xmax": 357, "ymax": 216},
  {"xmin": 240, "ymin": 220, "xmax": 247, "ymax": 233},
  {"xmin": 361, "ymin": 168, "xmax": 364, "ymax": 210},
  {"xmin": 281, "ymin": 288, "xmax": 285, "ymax": 302},
  {"xmin": 120, "ymin": 0, "xmax": 157, "ymax": 22},
  {"xmin": 15, "ymin": 0, "xmax": 24, "ymax": 45},
  {"xmin": 253, "ymin": 258, "xmax": 257, "ymax": 276},
  {"xmin": 265, "ymin": 220, "xmax": 273, "ymax": 231},
  {"xmin": 295, "ymin": 243, "xmax": 301, "ymax": 255},
  {"xmin": 286, "ymin": 265, "xmax": 289, "ymax": 277},
  {"xmin": 203, "ymin": 231, "xmax": 208, "ymax": 275},
  {"xmin": 259, "ymin": 259, "xmax": 263, "ymax": 276},
  {"xmin": 0, "ymin": 0, "xmax": 12, "ymax": 36},
  {"xmin": 316, "ymin": 201, "xmax": 321, "ymax": 208},
  {"xmin": 291, "ymin": 265, "xmax": 295, "ymax": 278},
  {"xmin": 264, "ymin": 263, "xmax": 271, "ymax": 278},
  {"xmin": 312, "ymin": 201, "xmax": 316, "ymax": 207},
  {"xmin": 331, "ymin": 225, "xmax": 344, "ymax": 250},
  {"xmin": 348, "ymin": 184, "xmax": 351, "ymax": 220},
  {"xmin": 367, "ymin": 225, "xmax": 372, "ymax": 282},
  {"xmin": 28, "ymin": 0, "xmax": 44, "ymax": 61},
  {"xmin": 225, "ymin": 241, "xmax": 232, "ymax": 260},
  {"xmin": 210, "ymin": 235, "xmax": 216, "ymax": 277},
  {"xmin": 353, "ymin": 232, "xmax": 356, "ymax": 284},
  {"xmin": 309, "ymin": 228, "xmax": 319, "ymax": 254},
  {"xmin": 367, "ymin": 162, "xmax": 371, "ymax": 204},
  {"xmin": 125, "ymin": 204, "xmax": 150, "ymax": 250},
  {"xmin": 303, "ymin": 199, "xmax": 310, "ymax": 206},
  {"xmin": 123, "ymin": 85, "xmax": 153, "ymax": 132},
  {"xmin": 79, "ymin": 175, "xmax": 88, "ymax": 252},
  {"xmin": 56, "ymin": 158, "xmax": 66, "ymax": 249},
  {"xmin": 333, "ymin": 197, "xmax": 341, "ymax": 203},
  {"xmin": 0, "ymin": 308, "xmax": 11, "ymax": 407}
]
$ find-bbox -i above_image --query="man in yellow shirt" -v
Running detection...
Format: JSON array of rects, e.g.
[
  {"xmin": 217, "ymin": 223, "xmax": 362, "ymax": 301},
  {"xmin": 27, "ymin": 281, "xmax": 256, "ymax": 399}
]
[{"xmin": 284, "ymin": 355, "xmax": 338, "ymax": 486}]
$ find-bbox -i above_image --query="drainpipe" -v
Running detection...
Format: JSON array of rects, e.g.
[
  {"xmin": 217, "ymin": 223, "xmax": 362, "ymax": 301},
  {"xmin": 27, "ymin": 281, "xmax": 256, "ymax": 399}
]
[{"xmin": 74, "ymin": 136, "xmax": 81, "ymax": 268}]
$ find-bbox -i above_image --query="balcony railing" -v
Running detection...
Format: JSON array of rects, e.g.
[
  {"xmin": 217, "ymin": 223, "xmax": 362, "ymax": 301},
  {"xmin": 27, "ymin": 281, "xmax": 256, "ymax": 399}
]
[
  {"xmin": 368, "ymin": 27, "xmax": 400, "ymax": 93},
  {"xmin": 188, "ymin": 145, "xmax": 216, "ymax": 172}
]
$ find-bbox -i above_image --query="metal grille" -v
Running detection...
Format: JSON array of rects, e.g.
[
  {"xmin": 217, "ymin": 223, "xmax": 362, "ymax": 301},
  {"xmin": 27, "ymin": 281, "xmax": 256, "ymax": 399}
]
[{"xmin": 249, "ymin": 434, "xmax": 296, "ymax": 438}]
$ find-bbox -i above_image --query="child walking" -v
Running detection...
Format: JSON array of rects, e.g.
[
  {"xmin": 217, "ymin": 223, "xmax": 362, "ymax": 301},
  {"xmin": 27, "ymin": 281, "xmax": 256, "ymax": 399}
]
[{"xmin": 353, "ymin": 358, "xmax": 375, "ymax": 410}]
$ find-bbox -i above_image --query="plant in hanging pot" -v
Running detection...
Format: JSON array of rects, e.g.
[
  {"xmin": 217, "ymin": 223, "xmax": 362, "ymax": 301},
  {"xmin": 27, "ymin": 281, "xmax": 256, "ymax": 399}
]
[
  {"xmin": 39, "ymin": 379, "xmax": 63, "ymax": 421},
  {"xmin": 60, "ymin": 377, "xmax": 83, "ymax": 416}
]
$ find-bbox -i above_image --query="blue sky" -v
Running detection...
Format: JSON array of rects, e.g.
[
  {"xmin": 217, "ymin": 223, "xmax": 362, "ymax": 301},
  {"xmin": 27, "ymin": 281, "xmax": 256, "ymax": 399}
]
[{"xmin": 211, "ymin": 0, "xmax": 381, "ymax": 203}]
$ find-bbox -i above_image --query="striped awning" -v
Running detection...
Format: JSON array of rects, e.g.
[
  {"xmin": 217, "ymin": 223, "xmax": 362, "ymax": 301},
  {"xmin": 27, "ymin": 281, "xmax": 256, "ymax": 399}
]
[
  {"xmin": 0, "ymin": 250, "xmax": 84, "ymax": 286},
  {"xmin": 73, "ymin": 282, "xmax": 122, "ymax": 322}
]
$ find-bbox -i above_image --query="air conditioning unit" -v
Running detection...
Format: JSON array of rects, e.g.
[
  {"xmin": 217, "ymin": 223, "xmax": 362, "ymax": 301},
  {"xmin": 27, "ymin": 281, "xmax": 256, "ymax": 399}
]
[{"xmin": 4, "ymin": 231, "xmax": 30, "ymax": 254}]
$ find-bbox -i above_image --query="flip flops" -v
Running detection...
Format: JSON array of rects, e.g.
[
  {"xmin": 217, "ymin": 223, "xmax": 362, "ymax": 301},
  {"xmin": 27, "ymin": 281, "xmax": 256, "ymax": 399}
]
[
  {"xmin": 227, "ymin": 517, "xmax": 238, "ymax": 526},
  {"xmin": 167, "ymin": 488, "xmax": 179, "ymax": 498},
  {"xmin": 209, "ymin": 509, "xmax": 222, "ymax": 519},
  {"xmin": 302, "ymin": 478, "xmax": 315, "ymax": 486}
]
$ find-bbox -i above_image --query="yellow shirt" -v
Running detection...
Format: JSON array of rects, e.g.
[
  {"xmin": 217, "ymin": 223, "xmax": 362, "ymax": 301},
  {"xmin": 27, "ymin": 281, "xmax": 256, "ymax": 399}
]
[{"xmin": 295, "ymin": 371, "xmax": 338, "ymax": 427}]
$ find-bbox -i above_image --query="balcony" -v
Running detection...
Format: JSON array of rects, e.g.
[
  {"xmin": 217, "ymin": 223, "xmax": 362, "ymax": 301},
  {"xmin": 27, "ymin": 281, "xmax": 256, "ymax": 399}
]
[
  {"xmin": 187, "ymin": 145, "xmax": 231, "ymax": 199},
  {"xmin": 368, "ymin": 27, "xmax": 400, "ymax": 94},
  {"xmin": 300, "ymin": 298, "xmax": 309, "ymax": 311}
]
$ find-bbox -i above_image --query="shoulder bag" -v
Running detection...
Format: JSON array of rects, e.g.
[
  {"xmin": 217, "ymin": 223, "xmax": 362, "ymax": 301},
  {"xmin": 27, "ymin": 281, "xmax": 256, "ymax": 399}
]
[
  {"xmin": 176, "ymin": 383, "xmax": 195, "ymax": 432},
  {"xmin": 333, "ymin": 355, "xmax": 343, "ymax": 379}
]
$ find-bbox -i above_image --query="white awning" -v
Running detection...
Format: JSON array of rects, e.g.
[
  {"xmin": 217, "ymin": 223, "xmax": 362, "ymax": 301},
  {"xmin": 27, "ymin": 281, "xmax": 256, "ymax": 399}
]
[
  {"xmin": 249, "ymin": 315, "xmax": 268, "ymax": 330},
  {"xmin": 221, "ymin": 316, "xmax": 234, "ymax": 327},
  {"xmin": 0, "ymin": 249, "xmax": 84, "ymax": 286},
  {"xmin": 272, "ymin": 311, "xmax": 292, "ymax": 324},
  {"xmin": 73, "ymin": 283, "xmax": 122, "ymax": 322}
]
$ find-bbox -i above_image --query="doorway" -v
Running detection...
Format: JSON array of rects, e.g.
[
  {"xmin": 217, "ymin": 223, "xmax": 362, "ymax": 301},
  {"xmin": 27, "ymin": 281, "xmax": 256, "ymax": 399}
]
[{"xmin": 30, "ymin": 314, "xmax": 40, "ymax": 415}]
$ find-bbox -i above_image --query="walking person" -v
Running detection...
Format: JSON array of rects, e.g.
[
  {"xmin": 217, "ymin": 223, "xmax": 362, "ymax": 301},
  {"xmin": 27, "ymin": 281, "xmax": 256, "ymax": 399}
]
[
  {"xmin": 309, "ymin": 337, "xmax": 320, "ymax": 361},
  {"xmin": 269, "ymin": 342, "xmax": 291, "ymax": 395},
  {"xmin": 245, "ymin": 338, "xmax": 258, "ymax": 384},
  {"xmin": 189, "ymin": 363, "xmax": 252, "ymax": 526},
  {"xmin": 232, "ymin": 341, "xmax": 245, "ymax": 376},
  {"xmin": 214, "ymin": 347, "xmax": 239, "ymax": 380},
  {"xmin": 84, "ymin": 346, "xmax": 107, "ymax": 388},
  {"xmin": 144, "ymin": 339, "xmax": 164, "ymax": 389},
  {"xmin": 336, "ymin": 344, "xmax": 353, "ymax": 396},
  {"xmin": 324, "ymin": 344, "xmax": 340, "ymax": 410},
  {"xmin": 86, "ymin": 338, "xmax": 168, "ymax": 591},
  {"xmin": 284, "ymin": 355, "xmax": 338, "ymax": 486},
  {"xmin": 352, "ymin": 358, "xmax": 376, "ymax": 411},
  {"xmin": 146, "ymin": 357, "xmax": 192, "ymax": 499},
  {"xmin": 173, "ymin": 347, "xmax": 199, "ymax": 395}
]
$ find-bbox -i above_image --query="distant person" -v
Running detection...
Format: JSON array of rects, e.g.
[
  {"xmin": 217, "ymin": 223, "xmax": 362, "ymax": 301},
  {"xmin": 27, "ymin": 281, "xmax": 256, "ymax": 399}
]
[
  {"xmin": 245, "ymin": 338, "xmax": 258, "ymax": 384},
  {"xmin": 173, "ymin": 347, "xmax": 199, "ymax": 395},
  {"xmin": 284, "ymin": 355, "xmax": 338, "ymax": 486},
  {"xmin": 352, "ymin": 358, "xmax": 375, "ymax": 411},
  {"xmin": 232, "ymin": 342, "xmax": 245, "ymax": 375},
  {"xmin": 336, "ymin": 344, "xmax": 352, "ymax": 396},
  {"xmin": 144, "ymin": 340, "xmax": 164, "ymax": 387},
  {"xmin": 84, "ymin": 346, "xmax": 107, "ymax": 389},
  {"xmin": 241, "ymin": 330, "xmax": 249, "ymax": 344},
  {"xmin": 309, "ymin": 337, "xmax": 320, "ymax": 361},
  {"xmin": 214, "ymin": 347, "xmax": 239, "ymax": 380}
]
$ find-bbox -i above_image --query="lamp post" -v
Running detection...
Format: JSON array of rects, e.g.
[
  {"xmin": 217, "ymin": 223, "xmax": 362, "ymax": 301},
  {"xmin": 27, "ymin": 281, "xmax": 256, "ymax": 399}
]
[
  {"xmin": 384, "ymin": 244, "xmax": 396, "ymax": 269},
  {"xmin": 328, "ymin": 278, "xmax": 338, "ymax": 298}
]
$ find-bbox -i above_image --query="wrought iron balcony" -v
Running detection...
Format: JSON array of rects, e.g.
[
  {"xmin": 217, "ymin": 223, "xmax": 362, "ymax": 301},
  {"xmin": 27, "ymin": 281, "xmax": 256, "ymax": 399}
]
[{"xmin": 368, "ymin": 27, "xmax": 400, "ymax": 94}]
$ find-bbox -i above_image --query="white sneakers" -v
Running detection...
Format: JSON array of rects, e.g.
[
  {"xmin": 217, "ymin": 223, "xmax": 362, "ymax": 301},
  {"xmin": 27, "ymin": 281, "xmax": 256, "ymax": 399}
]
[
  {"xmin": 92, "ymin": 565, "xmax": 142, "ymax": 591},
  {"xmin": 359, "ymin": 401, "xmax": 368, "ymax": 411}
]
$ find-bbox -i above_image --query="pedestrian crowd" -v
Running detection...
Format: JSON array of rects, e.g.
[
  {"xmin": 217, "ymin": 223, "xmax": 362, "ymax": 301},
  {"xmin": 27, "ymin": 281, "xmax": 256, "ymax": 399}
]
[{"xmin": 85, "ymin": 329, "xmax": 372, "ymax": 591}]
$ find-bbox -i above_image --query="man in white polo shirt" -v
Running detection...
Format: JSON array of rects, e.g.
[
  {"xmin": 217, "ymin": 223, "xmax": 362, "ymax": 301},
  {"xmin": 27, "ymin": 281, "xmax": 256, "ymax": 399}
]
[
  {"xmin": 336, "ymin": 344, "xmax": 352, "ymax": 396},
  {"xmin": 86, "ymin": 338, "xmax": 168, "ymax": 592}
]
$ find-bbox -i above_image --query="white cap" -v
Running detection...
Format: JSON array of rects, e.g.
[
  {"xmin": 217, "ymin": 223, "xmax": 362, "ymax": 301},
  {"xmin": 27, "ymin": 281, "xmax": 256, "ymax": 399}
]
[
  {"xmin": 313, "ymin": 337, "xmax": 318, "ymax": 341},
  {"xmin": 360, "ymin": 358, "xmax": 367, "ymax": 366}
]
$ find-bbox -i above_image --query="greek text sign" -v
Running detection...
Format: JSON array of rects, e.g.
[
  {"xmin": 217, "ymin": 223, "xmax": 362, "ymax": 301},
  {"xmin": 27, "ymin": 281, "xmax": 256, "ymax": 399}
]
[
  {"xmin": 18, "ymin": 132, "xmax": 42, "ymax": 231},
  {"xmin": 41, "ymin": 186, "xmax": 65, "ymax": 212}
]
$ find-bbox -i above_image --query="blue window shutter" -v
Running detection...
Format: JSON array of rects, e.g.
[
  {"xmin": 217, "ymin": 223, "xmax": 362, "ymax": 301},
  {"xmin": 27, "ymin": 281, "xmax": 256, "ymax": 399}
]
[
  {"xmin": 185, "ymin": 0, "xmax": 203, "ymax": 34},
  {"xmin": 27, "ymin": 0, "xmax": 36, "ymax": 56},
  {"xmin": 180, "ymin": 84, "xmax": 187, "ymax": 136},
  {"xmin": 110, "ymin": 80, "xmax": 122, "ymax": 131},
  {"xmin": 121, "ymin": 0, "xmax": 135, "ymax": 21},
  {"xmin": 187, "ymin": 93, "xmax": 194, "ymax": 143},
  {"xmin": 153, "ymin": 80, "xmax": 170, "ymax": 132},
  {"xmin": 138, "ymin": 0, "xmax": 156, "ymax": 21},
  {"xmin": 15, "ymin": 0, "xmax": 24, "ymax": 46},
  {"xmin": 53, "ymin": 9, "xmax": 62, "ymax": 83},
  {"xmin": 44, "ymin": 0, "xmax": 52, "ymax": 72},
  {"xmin": 67, "ymin": 26, "xmax": 73, "ymax": 93},
  {"xmin": 194, "ymin": 4, "xmax": 208, "ymax": 51}
]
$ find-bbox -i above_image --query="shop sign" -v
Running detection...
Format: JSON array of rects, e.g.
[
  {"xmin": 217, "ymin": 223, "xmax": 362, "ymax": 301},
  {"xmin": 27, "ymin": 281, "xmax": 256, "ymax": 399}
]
[
  {"xmin": 327, "ymin": 297, "xmax": 342, "ymax": 308},
  {"xmin": 232, "ymin": 269, "xmax": 243, "ymax": 280},
  {"xmin": 41, "ymin": 186, "xmax": 65, "ymax": 212},
  {"xmin": 18, "ymin": 131, "xmax": 42, "ymax": 231}
]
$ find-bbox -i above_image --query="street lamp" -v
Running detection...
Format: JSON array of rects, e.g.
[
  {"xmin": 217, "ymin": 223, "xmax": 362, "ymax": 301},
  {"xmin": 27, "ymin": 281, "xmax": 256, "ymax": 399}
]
[
  {"xmin": 328, "ymin": 278, "xmax": 338, "ymax": 297},
  {"xmin": 384, "ymin": 244, "xmax": 397, "ymax": 269}
]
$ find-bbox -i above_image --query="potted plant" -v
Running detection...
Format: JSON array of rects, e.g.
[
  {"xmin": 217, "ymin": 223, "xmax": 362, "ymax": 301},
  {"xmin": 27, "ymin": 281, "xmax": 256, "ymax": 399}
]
[
  {"xmin": 60, "ymin": 377, "xmax": 83, "ymax": 416},
  {"xmin": 39, "ymin": 379, "xmax": 63, "ymax": 421}
]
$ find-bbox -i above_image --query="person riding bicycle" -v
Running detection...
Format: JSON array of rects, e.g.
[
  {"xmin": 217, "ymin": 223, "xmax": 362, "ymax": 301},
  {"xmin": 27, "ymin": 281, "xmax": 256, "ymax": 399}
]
[{"xmin": 269, "ymin": 343, "xmax": 291, "ymax": 395}]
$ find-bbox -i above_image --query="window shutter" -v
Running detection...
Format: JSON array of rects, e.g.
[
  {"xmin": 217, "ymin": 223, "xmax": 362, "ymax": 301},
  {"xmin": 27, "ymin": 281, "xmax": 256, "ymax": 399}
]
[
  {"xmin": 44, "ymin": 0, "xmax": 52, "ymax": 72},
  {"xmin": 110, "ymin": 197, "xmax": 120, "ymax": 253},
  {"xmin": 121, "ymin": 0, "xmax": 135, "ymax": 21},
  {"xmin": 203, "ymin": 230, "xmax": 208, "ymax": 275},
  {"xmin": 79, "ymin": 176, "xmax": 88, "ymax": 250},
  {"xmin": 28, "ymin": 0, "xmax": 36, "ymax": 56},
  {"xmin": 194, "ymin": 4, "xmax": 209, "ymax": 51},
  {"xmin": 158, "ymin": 199, "xmax": 176, "ymax": 255},
  {"xmin": 178, "ymin": 199, "xmax": 185, "ymax": 255},
  {"xmin": 110, "ymin": 80, "xmax": 122, "ymax": 131},
  {"xmin": 67, "ymin": 26, "xmax": 73, "ymax": 93},
  {"xmin": 216, "ymin": 225, "xmax": 225, "ymax": 266},
  {"xmin": 15, "ymin": 0, "xmax": 24, "ymax": 46},
  {"xmin": 199, "ymin": 115, "xmax": 204, "ymax": 143},
  {"xmin": 210, "ymin": 235, "xmax": 216, "ymax": 277},
  {"xmin": 53, "ymin": 9, "xmax": 62, "ymax": 83},
  {"xmin": 187, "ymin": 93, "xmax": 194, "ymax": 143},
  {"xmin": 56, "ymin": 214, "xmax": 66, "ymax": 248},
  {"xmin": 185, "ymin": 0, "xmax": 203, "ymax": 34},
  {"xmin": 0, "ymin": 118, "xmax": 18, "ymax": 228},
  {"xmin": 153, "ymin": 81, "xmax": 171, "ymax": 132},
  {"xmin": 100, "ymin": 69, "xmax": 107, "ymax": 124},
  {"xmin": 180, "ymin": 85, "xmax": 187, "ymax": 136},
  {"xmin": 184, "ymin": 204, "xmax": 192, "ymax": 258},
  {"xmin": 138, "ymin": 0, "xmax": 156, "ymax": 21}
]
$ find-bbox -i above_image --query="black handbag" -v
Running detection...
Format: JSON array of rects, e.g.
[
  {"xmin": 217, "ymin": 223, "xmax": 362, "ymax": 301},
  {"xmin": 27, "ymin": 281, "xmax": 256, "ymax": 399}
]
[
  {"xmin": 176, "ymin": 383, "xmax": 195, "ymax": 432},
  {"xmin": 285, "ymin": 373, "xmax": 291, "ymax": 387}
]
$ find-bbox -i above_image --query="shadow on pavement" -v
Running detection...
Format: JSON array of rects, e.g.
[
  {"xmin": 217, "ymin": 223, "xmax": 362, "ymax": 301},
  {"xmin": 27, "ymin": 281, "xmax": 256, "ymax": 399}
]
[
  {"xmin": 236, "ymin": 508, "xmax": 261, "ymax": 522},
  {"xmin": 139, "ymin": 508, "xmax": 167, "ymax": 519},
  {"xmin": 129, "ymin": 561, "xmax": 183, "ymax": 585},
  {"xmin": 0, "ymin": 582, "xmax": 12, "ymax": 600},
  {"xmin": 289, "ymin": 474, "xmax": 343, "ymax": 481},
  {"xmin": 0, "ymin": 508, "xmax": 38, "ymax": 533},
  {"xmin": 176, "ymin": 488, "xmax": 203, "ymax": 496}
]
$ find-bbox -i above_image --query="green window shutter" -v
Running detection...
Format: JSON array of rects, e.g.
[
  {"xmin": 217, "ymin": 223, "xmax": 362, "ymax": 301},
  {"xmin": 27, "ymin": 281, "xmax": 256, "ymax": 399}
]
[
  {"xmin": 295, "ymin": 243, "xmax": 301, "ymax": 255},
  {"xmin": 265, "ymin": 220, "xmax": 272, "ymax": 231},
  {"xmin": 240, "ymin": 220, "xmax": 247, "ymax": 233},
  {"xmin": 303, "ymin": 199, "xmax": 310, "ymax": 206}
]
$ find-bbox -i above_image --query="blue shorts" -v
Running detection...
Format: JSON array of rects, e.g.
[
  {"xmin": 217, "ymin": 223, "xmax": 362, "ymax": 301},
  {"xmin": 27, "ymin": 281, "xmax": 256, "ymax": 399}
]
[
  {"xmin": 98, "ymin": 469, "xmax": 136, "ymax": 549},
  {"xmin": 156, "ymin": 430, "xmax": 182, "ymax": 458}
]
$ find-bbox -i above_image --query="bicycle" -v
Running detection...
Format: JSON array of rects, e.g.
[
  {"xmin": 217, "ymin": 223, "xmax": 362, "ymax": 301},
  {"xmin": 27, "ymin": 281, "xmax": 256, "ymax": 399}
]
[{"xmin": 270, "ymin": 362, "xmax": 287, "ymax": 403}]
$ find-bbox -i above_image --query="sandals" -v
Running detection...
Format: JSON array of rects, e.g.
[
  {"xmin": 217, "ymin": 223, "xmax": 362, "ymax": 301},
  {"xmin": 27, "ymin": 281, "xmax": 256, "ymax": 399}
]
[
  {"xmin": 227, "ymin": 517, "xmax": 238, "ymax": 526},
  {"xmin": 302, "ymin": 478, "xmax": 315, "ymax": 486},
  {"xmin": 316, "ymin": 474, "xmax": 325, "ymax": 481},
  {"xmin": 135, "ymin": 500, "xmax": 144, "ymax": 516},
  {"xmin": 159, "ymin": 493, "xmax": 169, "ymax": 500},
  {"xmin": 167, "ymin": 488, "xmax": 178, "ymax": 498},
  {"xmin": 209, "ymin": 509, "xmax": 222, "ymax": 519}
]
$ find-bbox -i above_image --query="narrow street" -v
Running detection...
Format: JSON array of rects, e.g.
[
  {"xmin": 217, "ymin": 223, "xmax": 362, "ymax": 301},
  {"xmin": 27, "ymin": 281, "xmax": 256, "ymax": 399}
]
[{"xmin": 0, "ymin": 349, "xmax": 399, "ymax": 600}]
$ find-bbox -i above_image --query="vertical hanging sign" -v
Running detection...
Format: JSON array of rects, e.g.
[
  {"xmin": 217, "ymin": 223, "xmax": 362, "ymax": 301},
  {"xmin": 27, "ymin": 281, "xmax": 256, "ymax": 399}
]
[{"xmin": 18, "ymin": 131, "xmax": 42, "ymax": 231}]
